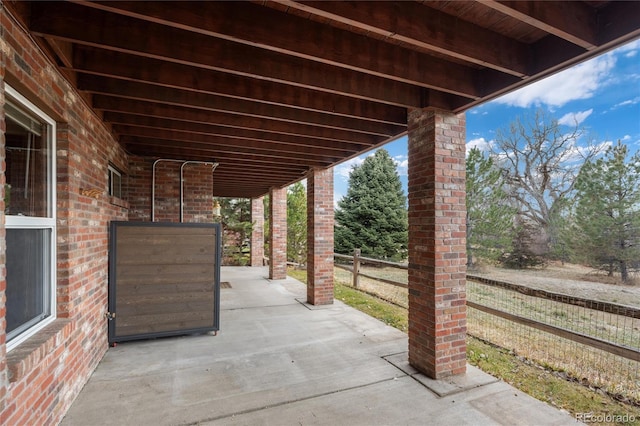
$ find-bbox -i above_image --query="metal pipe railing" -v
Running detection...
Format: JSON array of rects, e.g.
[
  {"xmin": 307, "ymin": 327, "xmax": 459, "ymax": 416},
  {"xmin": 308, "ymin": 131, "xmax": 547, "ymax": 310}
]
[{"xmin": 151, "ymin": 159, "xmax": 218, "ymax": 222}]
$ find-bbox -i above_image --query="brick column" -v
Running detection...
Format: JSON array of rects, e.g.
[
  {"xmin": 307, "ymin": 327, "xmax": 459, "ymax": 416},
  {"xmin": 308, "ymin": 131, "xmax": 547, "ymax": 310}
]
[
  {"xmin": 250, "ymin": 197, "xmax": 264, "ymax": 267},
  {"xmin": 407, "ymin": 108, "xmax": 467, "ymax": 379},
  {"xmin": 269, "ymin": 187, "xmax": 287, "ymax": 279},
  {"xmin": 307, "ymin": 168, "xmax": 334, "ymax": 305}
]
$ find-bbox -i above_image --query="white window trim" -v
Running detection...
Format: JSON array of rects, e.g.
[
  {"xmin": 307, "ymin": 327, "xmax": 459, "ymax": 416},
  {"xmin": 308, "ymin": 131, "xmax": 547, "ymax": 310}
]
[
  {"xmin": 5, "ymin": 84, "xmax": 57, "ymax": 352},
  {"xmin": 108, "ymin": 164, "xmax": 122, "ymax": 198}
]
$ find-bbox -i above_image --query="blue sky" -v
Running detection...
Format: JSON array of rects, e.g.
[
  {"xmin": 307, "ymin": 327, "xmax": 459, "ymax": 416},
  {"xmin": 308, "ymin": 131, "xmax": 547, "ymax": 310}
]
[{"xmin": 332, "ymin": 38, "xmax": 640, "ymax": 205}]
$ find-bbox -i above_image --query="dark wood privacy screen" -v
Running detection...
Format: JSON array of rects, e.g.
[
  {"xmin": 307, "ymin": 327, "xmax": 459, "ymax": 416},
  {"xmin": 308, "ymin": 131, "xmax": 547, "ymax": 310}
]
[{"xmin": 108, "ymin": 221, "xmax": 221, "ymax": 344}]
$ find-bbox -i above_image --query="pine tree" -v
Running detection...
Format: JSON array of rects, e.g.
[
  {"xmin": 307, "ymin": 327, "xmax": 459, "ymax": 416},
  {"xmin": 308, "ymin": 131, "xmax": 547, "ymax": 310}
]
[
  {"xmin": 466, "ymin": 148, "xmax": 516, "ymax": 267},
  {"xmin": 215, "ymin": 198, "xmax": 252, "ymax": 265},
  {"xmin": 335, "ymin": 149, "xmax": 408, "ymax": 260},
  {"xmin": 572, "ymin": 141, "xmax": 640, "ymax": 282},
  {"xmin": 287, "ymin": 182, "xmax": 307, "ymax": 266}
]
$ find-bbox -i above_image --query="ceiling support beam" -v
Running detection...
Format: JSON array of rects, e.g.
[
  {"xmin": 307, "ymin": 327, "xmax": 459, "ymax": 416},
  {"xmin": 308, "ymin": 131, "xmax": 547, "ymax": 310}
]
[
  {"xmin": 482, "ymin": 0, "xmax": 597, "ymax": 50},
  {"xmin": 274, "ymin": 0, "xmax": 529, "ymax": 77},
  {"xmin": 71, "ymin": 48, "xmax": 409, "ymax": 126},
  {"xmin": 78, "ymin": 75, "xmax": 401, "ymax": 138},
  {"xmin": 29, "ymin": 2, "xmax": 478, "ymax": 105}
]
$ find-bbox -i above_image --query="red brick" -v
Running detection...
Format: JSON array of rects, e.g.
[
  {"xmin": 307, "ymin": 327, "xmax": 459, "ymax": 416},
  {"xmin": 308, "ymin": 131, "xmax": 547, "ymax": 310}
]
[
  {"xmin": 407, "ymin": 108, "xmax": 467, "ymax": 379},
  {"xmin": 0, "ymin": 9, "xmax": 128, "ymax": 425},
  {"xmin": 306, "ymin": 168, "xmax": 334, "ymax": 305},
  {"xmin": 250, "ymin": 197, "xmax": 265, "ymax": 267},
  {"xmin": 269, "ymin": 187, "xmax": 287, "ymax": 279}
]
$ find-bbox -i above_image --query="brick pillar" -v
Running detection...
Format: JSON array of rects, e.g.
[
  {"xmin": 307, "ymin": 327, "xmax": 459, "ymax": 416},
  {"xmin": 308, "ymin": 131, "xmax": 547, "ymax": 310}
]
[
  {"xmin": 269, "ymin": 187, "xmax": 287, "ymax": 279},
  {"xmin": 307, "ymin": 168, "xmax": 334, "ymax": 305},
  {"xmin": 407, "ymin": 108, "xmax": 467, "ymax": 379},
  {"xmin": 250, "ymin": 196, "xmax": 265, "ymax": 267}
]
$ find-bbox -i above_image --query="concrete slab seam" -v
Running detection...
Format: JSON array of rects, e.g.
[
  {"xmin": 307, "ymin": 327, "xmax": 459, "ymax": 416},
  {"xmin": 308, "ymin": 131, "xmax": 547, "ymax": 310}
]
[
  {"xmin": 220, "ymin": 303, "xmax": 302, "ymax": 312},
  {"xmin": 295, "ymin": 298, "xmax": 336, "ymax": 310},
  {"xmin": 178, "ymin": 377, "xmax": 405, "ymax": 426}
]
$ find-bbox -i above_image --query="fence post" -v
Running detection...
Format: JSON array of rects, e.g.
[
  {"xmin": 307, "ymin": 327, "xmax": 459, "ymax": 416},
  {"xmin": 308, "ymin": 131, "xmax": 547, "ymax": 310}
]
[{"xmin": 353, "ymin": 248, "xmax": 361, "ymax": 288}]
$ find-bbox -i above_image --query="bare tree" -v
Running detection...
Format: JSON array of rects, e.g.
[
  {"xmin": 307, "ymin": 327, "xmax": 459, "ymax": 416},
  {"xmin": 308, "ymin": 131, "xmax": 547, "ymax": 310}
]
[{"xmin": 491, "ymin": 110, "xmax": 604, "ymax": 255}]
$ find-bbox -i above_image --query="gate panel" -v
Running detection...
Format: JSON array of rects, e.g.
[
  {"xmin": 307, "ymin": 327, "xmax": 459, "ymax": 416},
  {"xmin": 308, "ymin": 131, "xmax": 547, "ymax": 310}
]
[{"xmin": 108, "ymin": 221, "xmax": 221, "ymax": 344}]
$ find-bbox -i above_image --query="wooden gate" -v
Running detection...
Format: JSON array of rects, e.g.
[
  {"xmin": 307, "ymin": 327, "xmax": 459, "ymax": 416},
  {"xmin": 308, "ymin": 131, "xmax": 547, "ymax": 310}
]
[{"xmin": 108, "ymin": 221, "xmax": 221, "ymax": 344}]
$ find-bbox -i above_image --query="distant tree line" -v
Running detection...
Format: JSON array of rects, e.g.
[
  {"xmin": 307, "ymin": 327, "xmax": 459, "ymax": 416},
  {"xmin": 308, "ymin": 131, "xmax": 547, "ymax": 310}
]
[
  {"xmin": 467, "ymin": 110, "xmax": 639, "ymax": 283},
  {"xmin": 227, "ymin": 111, "xmax": 639, "ymax": 284}
]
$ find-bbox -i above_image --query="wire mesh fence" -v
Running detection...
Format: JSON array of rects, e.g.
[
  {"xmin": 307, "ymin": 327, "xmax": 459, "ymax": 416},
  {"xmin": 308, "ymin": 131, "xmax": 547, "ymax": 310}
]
[
  {"xmin": 332, "ymin": 251, "xmax": 640, "ymax": 403},
  {"xmin": 467, "ymin": 277, "xmax": 640, "ymax": 403}
]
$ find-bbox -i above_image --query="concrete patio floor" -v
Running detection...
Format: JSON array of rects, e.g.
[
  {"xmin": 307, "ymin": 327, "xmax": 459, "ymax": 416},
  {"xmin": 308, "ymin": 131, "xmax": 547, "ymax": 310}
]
[{"xmin": 61, "ymin": 267, "xmax": 577, "ymax": 425}]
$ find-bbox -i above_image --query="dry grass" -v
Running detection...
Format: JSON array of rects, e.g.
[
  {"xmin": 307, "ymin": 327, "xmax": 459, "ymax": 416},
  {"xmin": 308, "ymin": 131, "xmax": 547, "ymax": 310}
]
[{"xmin": 334, "ymin": 264, "xmax": 640, "ymax": 405}]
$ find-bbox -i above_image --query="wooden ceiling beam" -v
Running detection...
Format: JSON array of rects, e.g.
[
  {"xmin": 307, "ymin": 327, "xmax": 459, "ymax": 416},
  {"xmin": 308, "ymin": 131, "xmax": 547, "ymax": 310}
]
[
  {"xmin": 78, "ymin": 75, "xmax": 402, "ymax": 138},
  {"xmin": 124, "ymin": 140, "xmax": 328, "ymax": 169},
  {"xmin": 28, "ymin": 3, "xmax": 470, "ymax": 106},
  {"xmin": 213, "ymin": 169, "xmax": 302, "ymax": 179},
  {"xmin": 121, "ymin": 136, "xmax": 338, "ymax": 165},
  {"xmin": 481, "ymin": 0, "xmax": 597, "ymax": 50},
  {"xmin": 69, "ymin": 0, "xmax": 484, "ymax": 98},
  {"xmin": 93, "ymin": 96, "xmax": 377, "ymax": 150},
  {"xmin": 113, "ymin": 125, "xmax": 364, "ymax": 158},
  {"xmin": 274, "ymin": 0, "xmax": 529, "ymax": 77},
  {"xmin": 105, "ymin": 113, "xmax": 375, "ymax": 151},
  {"xmin": 71, "ymin": 48, "xmax": 408, "ymax": 126}
]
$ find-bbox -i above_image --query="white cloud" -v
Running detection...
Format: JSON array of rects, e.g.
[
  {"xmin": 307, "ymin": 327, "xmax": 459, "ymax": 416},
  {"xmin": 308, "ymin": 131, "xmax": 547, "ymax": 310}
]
[
  {"xmin": 466, "ymin": 137, "xmax": 493, "ymax": 153},
  {"xmin": 613, "ymin": 96, "xmax": 640, "ymax": 109},
  {"xmin": 622, "ymin": 134, "xmax": 632, "ymax": 142},
  {"xmin": 558, "ymin": 109, "xmax": 593, "ymax": 126},
  {"xmin": 334, "ymin": 155, "xmax": 366, "ymax": 181},
  {"xmin": 618, "ymin": 38, "xmax": 640, "ymax": 57},
  {"xmin": 494, "ymin": 54, "xmax": 616, "ymax": 108},
  {"xmin": 393, "ymin": 154, "xmax": 408, "ymax": 176}
]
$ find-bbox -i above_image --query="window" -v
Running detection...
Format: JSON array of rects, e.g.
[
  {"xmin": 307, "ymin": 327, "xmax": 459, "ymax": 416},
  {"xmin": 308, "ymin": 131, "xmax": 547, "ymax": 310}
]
[
  {"xmin": 108, "ymin": 165, "xmax": 122, "ymax": 198},
  {"xmin": 5, "ymin": 85, "xmax": 56, "ymax": 351}
]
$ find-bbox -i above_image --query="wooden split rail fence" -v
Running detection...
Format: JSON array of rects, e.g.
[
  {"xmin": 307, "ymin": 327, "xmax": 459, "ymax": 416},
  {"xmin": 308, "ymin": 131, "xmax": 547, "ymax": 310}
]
[{"xmin": 334, "ymin": 250, "xmax": 640, "ymax": 364}]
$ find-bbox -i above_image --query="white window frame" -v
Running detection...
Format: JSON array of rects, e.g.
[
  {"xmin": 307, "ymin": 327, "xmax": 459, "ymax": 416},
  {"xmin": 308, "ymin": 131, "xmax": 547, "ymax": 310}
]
[
  {"xmin": 108, "ymin": 164, "xmax": 122, "ymax": 198},
  {"xmin": 5, "ymin": 84, "xmax": 57, "ymax": 352}
]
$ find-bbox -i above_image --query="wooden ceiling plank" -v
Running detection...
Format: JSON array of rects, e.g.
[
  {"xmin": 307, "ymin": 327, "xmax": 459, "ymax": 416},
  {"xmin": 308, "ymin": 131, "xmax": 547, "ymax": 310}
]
[
  {"xmin": 71, "ymin": 48, "xmax": 408, "ymax": 126},
  {"xmin": 106, "ymin": 112, "xmax": 375, "ymax": 151},
  {"xmin": 79, "ymin": 75, "xmax": 402, "ymax": 137},
  {"xmin": 121, "ymin": 136, "xmax": 338, "ymax": 165},
  {"xmin": 28, "ymin": 3, "xmax": 459, "ymax": 106},
  {"xmin": 70, "ymin": 0, "xmax": 484, "ymax": 98},
  {"xmin": 114, "ymin": 125, "xmax": 363, "ymax": 158},
  {"xmin": 44, "ymin": 37, "xmax": 74, "ymax": 68},
  {"xmin": 597, "ymin": 1, "xmax": 640, "ymax": 48},
  {"xmin": 93, "ymin": 96, "xmax": 377, "ymax": 149},
  {"xmin": 274, "ymin": 0, "xmax": 529, "ymax": 77},
  {"xmin": 481, "ymin": 0, "xmax": 597, "ymax": 50},
  {"xmin": 213, "ymin": 169, "xmax": 302, "ymax": 179}
]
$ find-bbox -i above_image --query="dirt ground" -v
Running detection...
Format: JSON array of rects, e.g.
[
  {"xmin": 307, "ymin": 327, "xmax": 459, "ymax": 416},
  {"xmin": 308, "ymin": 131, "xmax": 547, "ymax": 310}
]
[{"xmin": 470, "ymin": 262, "xmax": 640, "ymax": 307}]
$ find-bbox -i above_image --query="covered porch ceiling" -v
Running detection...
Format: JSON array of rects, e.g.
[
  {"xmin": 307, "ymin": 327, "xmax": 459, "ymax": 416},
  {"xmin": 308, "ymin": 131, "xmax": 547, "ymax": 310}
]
[{"xmin": 6, "ymin": 1, "xmax": 640, "ymax": 198}]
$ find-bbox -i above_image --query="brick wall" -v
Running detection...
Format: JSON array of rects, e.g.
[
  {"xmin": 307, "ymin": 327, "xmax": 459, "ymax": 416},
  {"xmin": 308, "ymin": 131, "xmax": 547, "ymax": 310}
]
[
  {"xmin": 125, "ymin": 156, "xmax": 152, "ymax": 221},
  {"xmin": 127, "ymin": 158, "xmax": 214, "ymax": 223},
  {"xmin": 407, "ymin": 108, "xmax": 467, "ymax": 379},
  {"xmin": 306, "ymin": 168, "xmax": 334, "ymax": 305},
  {"xmin": 250, "ymin": 197, "xmax": 265, "ymax": 267},
  {"xmin": 269, "ymin": 187, "xmax": 287, "ymax": 279},
  {"xmin": 0, "ymin": 8, "xmax": 129, "ymax": 425}
]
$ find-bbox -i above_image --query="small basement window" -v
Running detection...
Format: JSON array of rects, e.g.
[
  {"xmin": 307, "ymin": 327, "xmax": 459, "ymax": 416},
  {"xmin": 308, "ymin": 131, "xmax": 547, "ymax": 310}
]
[{"xmin": 108, "ymin": 165, "xmax": 122, "ymax": 198}]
